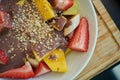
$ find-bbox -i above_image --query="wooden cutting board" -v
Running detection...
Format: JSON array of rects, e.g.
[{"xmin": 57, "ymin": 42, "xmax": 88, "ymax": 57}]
[{"xmin": 76, "ymin": 0, "xmax": 120, "ymax": 80}]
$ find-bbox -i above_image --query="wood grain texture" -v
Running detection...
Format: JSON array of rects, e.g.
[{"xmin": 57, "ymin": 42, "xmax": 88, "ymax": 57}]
[
  {"xmin": 93, "ymin": 0, "xmax": 120, "ymax": 46},
  {"xmin": 76, "ymin": 0, "xmax": 120, "ymax": 80}
]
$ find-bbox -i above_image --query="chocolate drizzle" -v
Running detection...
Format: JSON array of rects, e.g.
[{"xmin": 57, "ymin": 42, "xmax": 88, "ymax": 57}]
[{"xmin": 0, "ymin": 0, "xmax": 68, "ymax": 73}]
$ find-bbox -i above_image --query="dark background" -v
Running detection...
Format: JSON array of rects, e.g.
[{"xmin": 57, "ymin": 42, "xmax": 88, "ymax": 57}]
[{"xmin": 91, "ymin": 61, "xmax": 120, "ymax": 80}]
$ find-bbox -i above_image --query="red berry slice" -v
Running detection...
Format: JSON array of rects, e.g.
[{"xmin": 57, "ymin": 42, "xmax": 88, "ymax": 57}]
[{"xmin": 0, "ymin": 49, "xmax": 9, "ymax": 65}]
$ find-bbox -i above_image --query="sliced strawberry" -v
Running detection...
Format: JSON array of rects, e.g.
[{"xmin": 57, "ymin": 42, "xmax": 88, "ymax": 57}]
[
  {"xmin": 0, "ymin": 62, "xmax": 35, "ymax": 78},
  {"xmin": 68, "ymin": 17, "xmax": 89, "ymax": 52},
  {"xmin": 35, "ymin": 61, "xmax": 51, "ymax": 76},
  {"xmin": 0, "ymin": 50, "xmax": 9, "ymax": 64},
  {"xmin": 50, "ymin": 0, "xmax": 74, "ymax": 11},
  {"xmin": 0, "ymin": 11, "xmax": 12, "ymax": 32}
]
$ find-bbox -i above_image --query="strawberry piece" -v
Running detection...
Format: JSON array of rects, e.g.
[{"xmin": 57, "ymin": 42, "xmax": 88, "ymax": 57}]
[
  {"xmin": 0, "ymin": 50, "xmax": 9, "ymax": 64},
  {"xmin": 68, "ymin": 17, "xmax": 89, "ymax": 52},
  {"xmin": 50, "ymin": 0, "xmax": 74, "ymax": 11},
  {"xmin": 35, "ymin": 61, "xmax": 51, "ymax": 76},
  {"xmin": 0, "ymin": 11, "xmax": 12, "ymax": 32},
  {"xmin": 0, "ymin": 62, "xmax": 35, "ymax": 78}
]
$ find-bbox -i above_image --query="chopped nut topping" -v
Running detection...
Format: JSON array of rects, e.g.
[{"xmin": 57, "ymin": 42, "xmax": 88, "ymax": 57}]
[{"xmin": 5, "ymin": 1, "xmax": 62, "ymax": 57}]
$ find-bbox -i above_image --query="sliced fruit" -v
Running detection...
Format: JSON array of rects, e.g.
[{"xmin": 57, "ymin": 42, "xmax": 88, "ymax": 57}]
[
  {"xmin": 62, "ymin": 0, "xmax": 79, "ymax": 15},
  {"xmin": 0, "ymin": 11, "xmax": 12, "ymax": 32},
  {"xmin": 34, "ymin": 0, "xmax": 56, "ymax": 21},
  {"xmin": 32, "ymin": 49, "xmax": 56, "ymax": 63},
  {"xmin": 35, "ymin": 61, "xmax": 51, "ymax": 76},
  {"xmin": 44, "ymin": 49, "xmax": 68, "ymax": 72},
  {"xmin": 50, "ymin": 16, "xmax": 67, "ymax": 31},
  {"xmin": 16, "ymin": 0, "xmax": 26, "ymax": 6},
  {"xmin": 0, "ymin": 62, "xmax": 34, "ymax": 78},
  {"xmin": 0, "ymin": 50, "xmax": 9, "ymax": 64},
  {"xmin": 64, "ymin": 14, "xmax": 80, "ymax": 36},
  {"xmin": 68, "ymin": 17, "xmax": 89, "ymax": 52},
  {"xmin": 32, "ymin": 50, "xmax": 42, "ymax": 62},
  {"xmin": 50, "ymin": 0, "xmax": 74, "ymax": 11},
  {"xmin": 65, "ymin": 48, "xmax": 71, "ymax": 55},
  {"xmin": 27, "ymin": 57, "xmax": 39, "ymax": 68}
]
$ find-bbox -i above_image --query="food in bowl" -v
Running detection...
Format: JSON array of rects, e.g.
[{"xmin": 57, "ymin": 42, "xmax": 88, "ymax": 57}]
[{"xmin": 0, "ymin": 0, "xmax": 89, "ymax": 79}]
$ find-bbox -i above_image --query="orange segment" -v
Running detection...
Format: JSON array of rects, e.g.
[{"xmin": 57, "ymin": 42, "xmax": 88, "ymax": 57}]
[
  {"xmin": 44, "ymin": 49, "xmax": 68, "ymax": 72},
  {"xmin": 34, "ymin": 0, "xmax": 56, "ymax": 21}
]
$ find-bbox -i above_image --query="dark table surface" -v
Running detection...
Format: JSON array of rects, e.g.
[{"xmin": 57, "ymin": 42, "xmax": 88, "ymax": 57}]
[{"xmin": 91, "ymin": 61, "xmax": 120, "ymax": 80}]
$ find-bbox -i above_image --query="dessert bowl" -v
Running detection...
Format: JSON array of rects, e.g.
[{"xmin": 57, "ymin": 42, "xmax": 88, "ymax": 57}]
[
  {"xmin": 0, "ymin": 0, "xmax": 98, "ymax": 80},
  {"xmin": 31, "ymin": 0, "xmax": 98, "ymax": 80}
]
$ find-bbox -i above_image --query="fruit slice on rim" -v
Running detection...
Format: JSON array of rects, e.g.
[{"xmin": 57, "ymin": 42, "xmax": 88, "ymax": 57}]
[
  {"xmin": 68, "ymin": 17, "xmax": 89, "ymax": 52},
  {"xmin": 34, "ymin": 0, "xmax": 56, "ymax": 21},
  {"xmin": 62, "ymin": 0, "xmax": 79, "ymax": 15},
  {"xmin": 44, "ymin": 49, "xmax": 68, "ymax": 72},
  {"xmin": 64, "ymin": 14, "xmax": 80, "ymax": 36}
]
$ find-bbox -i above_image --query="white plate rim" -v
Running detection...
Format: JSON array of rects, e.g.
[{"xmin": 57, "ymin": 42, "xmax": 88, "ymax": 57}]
[{"xmin": 72, "ymin": 0, "xmax": 98, "ymax": 79}]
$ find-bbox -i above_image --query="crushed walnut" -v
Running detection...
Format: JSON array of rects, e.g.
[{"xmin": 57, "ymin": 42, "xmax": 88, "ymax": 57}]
[{"xmin": 6, "ymin": 1, "xmax": 62, "ymax": 58}]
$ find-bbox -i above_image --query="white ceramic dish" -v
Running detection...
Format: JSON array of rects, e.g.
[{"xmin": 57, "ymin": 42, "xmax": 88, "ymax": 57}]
[
  {"xmin": 1, "ymin": 0, "xmax": 97, "ymax": 80},
  {"xmin": 31, "ymin": 0, "xmax": 98, "ymax": 80}
]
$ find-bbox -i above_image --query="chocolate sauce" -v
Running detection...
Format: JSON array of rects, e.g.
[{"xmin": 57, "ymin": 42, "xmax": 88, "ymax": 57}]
[{"xmin": 0, "ymin": 0, "xmax": 68, "ymax": 73}]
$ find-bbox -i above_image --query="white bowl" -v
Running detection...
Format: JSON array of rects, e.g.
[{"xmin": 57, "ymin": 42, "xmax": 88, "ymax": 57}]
[{"xmin": 31, "ymin": 0, "xmax": 98, "ymax": 80}]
